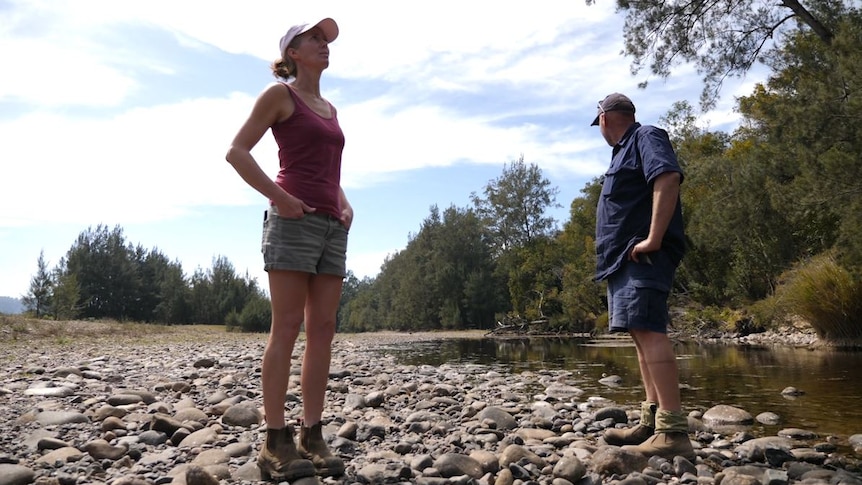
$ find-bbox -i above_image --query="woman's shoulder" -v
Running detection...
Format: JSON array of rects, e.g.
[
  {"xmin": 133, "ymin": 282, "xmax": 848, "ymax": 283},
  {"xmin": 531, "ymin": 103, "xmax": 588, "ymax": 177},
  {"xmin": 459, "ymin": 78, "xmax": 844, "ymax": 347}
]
[
  {"xmin": 259, "ymin": 81, "xmax": 291, "ymax": 98},
  {"xmin": 251, "ymin": 82, "xmax": 295, "ymax": 124},
  {"xmin": 258, "ymin": 82, "xmax": 295, "ymax": 109}
]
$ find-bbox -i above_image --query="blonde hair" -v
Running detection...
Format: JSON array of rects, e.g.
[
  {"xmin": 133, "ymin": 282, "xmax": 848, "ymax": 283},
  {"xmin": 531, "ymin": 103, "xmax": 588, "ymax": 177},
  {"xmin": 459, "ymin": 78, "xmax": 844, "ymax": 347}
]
[{"xmin": 270, "ymin": 36, "xmax": 302, "ymax": 80}]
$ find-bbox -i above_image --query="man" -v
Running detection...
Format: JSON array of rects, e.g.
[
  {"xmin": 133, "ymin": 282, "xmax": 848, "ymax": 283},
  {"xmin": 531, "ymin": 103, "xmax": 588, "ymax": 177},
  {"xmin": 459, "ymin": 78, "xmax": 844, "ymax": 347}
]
[{"xmin": 591, "ymin": 93, "xmax": 695, "ymax": 460}]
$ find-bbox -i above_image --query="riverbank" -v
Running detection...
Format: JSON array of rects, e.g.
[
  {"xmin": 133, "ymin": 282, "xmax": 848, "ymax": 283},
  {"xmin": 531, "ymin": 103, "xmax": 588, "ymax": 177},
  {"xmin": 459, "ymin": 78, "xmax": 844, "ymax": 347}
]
[{"xmin": 1, "ymin": 318, "xmax": 860, "ymax": 485}]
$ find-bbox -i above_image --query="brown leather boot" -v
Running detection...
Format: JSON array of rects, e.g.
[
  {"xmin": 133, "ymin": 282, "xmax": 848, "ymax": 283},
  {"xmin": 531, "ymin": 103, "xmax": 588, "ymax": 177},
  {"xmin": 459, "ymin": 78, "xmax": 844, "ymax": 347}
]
[
  {"xmin": 257, "ymin": 425, "xmax": 316, "ymax": 481},
  {"xmin": 622, "ymin": 409, "xmax": 695, "ymax": 460},
  {"xmin": 604, "ymin": 401, "xmax": 655, "ymax": 445},
  {"xmin": 299, "ymin": 422, "xmax": 345, "ymax": 477}
]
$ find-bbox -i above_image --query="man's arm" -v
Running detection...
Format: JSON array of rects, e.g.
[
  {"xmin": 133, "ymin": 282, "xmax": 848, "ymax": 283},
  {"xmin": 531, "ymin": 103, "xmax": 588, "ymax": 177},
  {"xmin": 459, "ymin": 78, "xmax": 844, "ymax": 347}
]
[{"xmin": 629, "ymin": 171, "xmax": 681, "ymax": 262}]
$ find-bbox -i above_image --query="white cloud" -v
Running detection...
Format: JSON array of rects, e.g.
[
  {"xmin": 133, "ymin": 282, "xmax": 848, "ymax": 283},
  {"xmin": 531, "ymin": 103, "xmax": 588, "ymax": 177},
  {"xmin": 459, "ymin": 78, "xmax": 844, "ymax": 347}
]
[{"xmin": 0, "ymin": 0, "xmax": 771, "ymax": 297}]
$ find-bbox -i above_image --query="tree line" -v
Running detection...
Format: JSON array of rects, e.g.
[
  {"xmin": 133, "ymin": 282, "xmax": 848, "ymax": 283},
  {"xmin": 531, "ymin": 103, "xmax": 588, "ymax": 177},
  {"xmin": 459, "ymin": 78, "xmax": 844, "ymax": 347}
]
[
  {"xmin": 342, "ymin": 2, "xmax": 862, "ymax": 338},
  {"xmin": 22, "ymin": 2, "xmax": 862, "ymax": 339},
  {"xmin": 22, "ymin": 225, "xmax": 272, "ymax": 332}
]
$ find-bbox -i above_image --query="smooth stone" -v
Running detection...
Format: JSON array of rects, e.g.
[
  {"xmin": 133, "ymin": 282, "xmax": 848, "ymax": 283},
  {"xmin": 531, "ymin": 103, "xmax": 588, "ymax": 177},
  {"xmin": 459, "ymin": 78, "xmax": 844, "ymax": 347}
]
[
  {"xmin": 101, "ymin": 415, "xmax": 126, "ymax": 431},
  {"xmin": 178, "ymin": 427, "xmax": 217, "ymax": 447},
  {"xmin": 498, "ymin": 444, "xmax": 546, "ymax": 468},
  {"xmin": 780, "ymin": 386, "xmax": 804, "ymax": 396},
  {"xmin": 93, "ymin": 404, "xmax": 127, "ymax": 421},
  {"xmin": 23, "ymin": 386, "xmax": 74, "ymax": 397},
  {"xmin": 83, "ymin": 439, "xmax": 128, "ymax": 460},
  {"xmin": 36, "ymin": 437, "xmax": 69, "ymax": 450},
  {"xmin": 205, "ymin": 391, "xmax": 229, "ymax": 404},
  {"xmin": 152, "ymin": 413, "xmax": 187, "ymax": 434},
  {"xmin": 543, "ymin": 383, "xmax": 585, "ymax": 401},
  {"xmin": 434, "ymin": 453, "xmax": 483, "ymax": 478},
  {"xmin": 476, "ymin": 407, "xmax": 517, "ymax": 431},
  {"xmin": 702, "ymin": 405, "xmax": 754, "ymax": 426},
  {"xmin": 777, "ymin": 428, "xmax": 817, "ymax": 440},
  {"xmin": 35, "ymin": 411, "xmax": 89, "ymax": 426},
  {"xmin": 139, "ymin": 430, "xmax": 169, "ymax": 446},
  {"xmin": 191, "ymin": 449, "xmax": 229, "ymax": 466},
  {"xmin": 35, "ymin": 447, "xmax": 84, "ymax": 464},
  {"xmin": 594, "ymin": 406, "xmax": 628, "ymax": 424},
  {"xmin": 591, "ymin": 446, "xmax": 648, "ymax": 476},
  {"xmin": 50, "ymin": 367, "xmax": 82, "ymax": 377},
  {"xmin": 756, "ymin": 412, "xmax": 781, "ymax": 425},
  {"xmin": 553, "ymin": 456, "xmax": 586, "ymax": 483},
  {"xmin": 0, "ymin": 464, "xmax": 35, "ymax": 485},
  {"xmin": 221, "ymin": 403, "xmax": 261, "ymax": 427},
  {"xmin": 174, "ymin": 407, "xmax": 208, "ymax": 423}
]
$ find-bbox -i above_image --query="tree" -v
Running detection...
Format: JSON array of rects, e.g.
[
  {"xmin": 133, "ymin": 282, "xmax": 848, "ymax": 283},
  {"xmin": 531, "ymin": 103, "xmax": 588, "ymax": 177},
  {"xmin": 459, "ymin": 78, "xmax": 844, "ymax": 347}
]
[
  {"xmin": 471, "ymin": 155, "xmax": 560, "ymax": 256},
  {"xmin": 22, "ymin": 250, "xmax": 53, "ymax": 317},
  {"xmin": 557, "ymin": 179, "xmax": 605, "ymax": 331},
  {"xmin": 737, "ymin": 11, "xmax": 862, "ymax": 270},
  {"xmin": 51, "ymin": 270, "xmax": 82, "ymax": 320},
  {"xmin": 589, "ymin": 0, "xmax": 849, "ymax": 109},
  {"xmin": 60, "ymin": 225, "xmax": 141, "ymax": 320},
  {"xmin": 343, "ymin": 203, "xmax": 502, "ymax": 332}
]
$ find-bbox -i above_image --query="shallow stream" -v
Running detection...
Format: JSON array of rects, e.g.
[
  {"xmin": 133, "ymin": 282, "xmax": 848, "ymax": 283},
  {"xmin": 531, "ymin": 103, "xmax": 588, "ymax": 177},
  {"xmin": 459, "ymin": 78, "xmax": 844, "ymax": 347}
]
[{"xmin": 382, "ymin": 336, "xmax": 862, "ymax": 450}]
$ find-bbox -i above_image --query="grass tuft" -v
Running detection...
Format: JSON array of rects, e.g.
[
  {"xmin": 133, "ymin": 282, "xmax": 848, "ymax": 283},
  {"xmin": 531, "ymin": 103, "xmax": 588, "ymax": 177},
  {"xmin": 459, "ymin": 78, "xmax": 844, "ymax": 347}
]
[{"xmin": 778, "ymin": 254, "xmax": 862, "ymax": 340}]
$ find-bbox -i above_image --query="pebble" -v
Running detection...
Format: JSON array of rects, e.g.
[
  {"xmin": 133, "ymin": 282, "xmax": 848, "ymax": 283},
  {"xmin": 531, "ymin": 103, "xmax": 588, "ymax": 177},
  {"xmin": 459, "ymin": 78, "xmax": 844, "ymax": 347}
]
[{"xmin": 0, "ymin": 333, "xmax": 860, "ymax": 485}]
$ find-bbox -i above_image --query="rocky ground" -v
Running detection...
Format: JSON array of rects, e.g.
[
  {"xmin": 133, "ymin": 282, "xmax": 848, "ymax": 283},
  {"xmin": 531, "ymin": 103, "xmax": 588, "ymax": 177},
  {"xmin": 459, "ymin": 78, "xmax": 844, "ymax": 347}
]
[{"xmin": 0, "ymin": 319, "xmax": 860, "ymax": 485}]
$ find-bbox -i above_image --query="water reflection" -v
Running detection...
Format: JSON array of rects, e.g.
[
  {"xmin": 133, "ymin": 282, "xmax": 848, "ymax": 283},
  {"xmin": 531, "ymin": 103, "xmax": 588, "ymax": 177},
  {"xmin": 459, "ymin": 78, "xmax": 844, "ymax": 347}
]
[{"xmin": 382, "ymin": 336, "xmax": 862, "ymax": 444}]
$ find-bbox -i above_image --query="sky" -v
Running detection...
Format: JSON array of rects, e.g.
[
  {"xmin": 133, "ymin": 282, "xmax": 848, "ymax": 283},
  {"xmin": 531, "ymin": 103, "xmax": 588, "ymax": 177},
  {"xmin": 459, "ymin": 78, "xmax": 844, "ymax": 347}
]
[{"xmin": 0, "ymin": 0, "xmax": 767, "ymax": 299}]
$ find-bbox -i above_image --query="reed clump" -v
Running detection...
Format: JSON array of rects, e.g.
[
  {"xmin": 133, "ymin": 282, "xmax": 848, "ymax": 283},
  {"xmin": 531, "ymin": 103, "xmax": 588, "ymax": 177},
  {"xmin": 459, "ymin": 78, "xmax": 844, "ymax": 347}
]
[{"xmin": 778, "ymin": 254, "xmax": 862, "ymax": 340}]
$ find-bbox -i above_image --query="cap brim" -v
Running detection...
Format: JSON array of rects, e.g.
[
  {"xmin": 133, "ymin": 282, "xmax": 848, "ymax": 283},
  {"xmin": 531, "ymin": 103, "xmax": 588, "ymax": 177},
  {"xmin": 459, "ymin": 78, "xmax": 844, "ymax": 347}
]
[
  {"xmin": 313, "ymin": 18, "xmax": 339, "ymax": 43},
  {"xmin": 591, "ymin": 114, "xmax": 600, "ymax": 126}
]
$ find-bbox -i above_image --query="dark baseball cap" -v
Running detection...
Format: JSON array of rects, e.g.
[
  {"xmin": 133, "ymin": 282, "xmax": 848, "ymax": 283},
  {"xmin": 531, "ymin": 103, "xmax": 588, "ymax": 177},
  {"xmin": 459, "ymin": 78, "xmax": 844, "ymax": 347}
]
[{"xmin": 591, "ymin": 93, "xmax": 636, "ymax": 126}]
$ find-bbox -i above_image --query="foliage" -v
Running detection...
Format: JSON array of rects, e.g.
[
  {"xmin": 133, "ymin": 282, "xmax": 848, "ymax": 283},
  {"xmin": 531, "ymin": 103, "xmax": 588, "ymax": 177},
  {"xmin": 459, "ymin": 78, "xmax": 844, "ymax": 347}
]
[
  {"xmin": 51, "ymin": 271, "xmax": 81, "ymax": 321},
  {"xmin": 776, "ymin": 254, "xmax": 862, "ymax": 339},
  {"xmin": 225, "ymin": 295, "xmax": 272, "ymax": 333},
  {"xmin": 471, "ymin": 155, "xmax": 561, "ymax": 255},
  {"xmin": 347, "ymin": 204, "xmax": 501, "ymax": 331},
  {"xmin": 672, "ymin": 305, "xmax": 752, "ymax": 336},
  {"xmin": 589, "ymin": 0, "xmax": 848, "ymax": 109},
  {"xmin": 557, "ymin": 179, "xmax": 604, "ymax": 333},
  {"xmin": 22, "ymin": 250, "xmax": 53, "ymax": 317},
  {"xmin": 27, "ymin": 225, "xmax": 266, "ymax": 328}
]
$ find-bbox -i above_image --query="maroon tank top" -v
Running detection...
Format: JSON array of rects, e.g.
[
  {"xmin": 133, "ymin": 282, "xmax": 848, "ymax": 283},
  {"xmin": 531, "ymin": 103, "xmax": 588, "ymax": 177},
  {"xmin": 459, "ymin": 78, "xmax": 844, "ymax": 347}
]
[{"xmin": 270, "ymin": 83, "xmax": 345, "ymax": 218}]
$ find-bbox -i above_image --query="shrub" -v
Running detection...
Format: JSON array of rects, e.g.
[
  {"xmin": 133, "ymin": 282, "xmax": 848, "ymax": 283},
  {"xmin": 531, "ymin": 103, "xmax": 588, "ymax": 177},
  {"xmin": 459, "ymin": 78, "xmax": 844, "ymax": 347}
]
[
  {"xmin": 224, "ymin": 310, "xmax": 242, "ymax": 332},
  {"xmin": 778, "ymin": 254, "xmax": 862, "ymax": 340},
  {"xmin": 237, "ymin": 297, "xmax": 272, "ymax": 333}
]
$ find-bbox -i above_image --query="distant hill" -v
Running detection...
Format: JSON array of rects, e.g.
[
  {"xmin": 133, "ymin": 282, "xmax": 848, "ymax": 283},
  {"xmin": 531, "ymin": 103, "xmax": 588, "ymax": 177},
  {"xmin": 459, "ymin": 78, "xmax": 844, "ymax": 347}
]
[{"xmin": 0, "ymin": 296, "xmax": 24, "ymax": 315}]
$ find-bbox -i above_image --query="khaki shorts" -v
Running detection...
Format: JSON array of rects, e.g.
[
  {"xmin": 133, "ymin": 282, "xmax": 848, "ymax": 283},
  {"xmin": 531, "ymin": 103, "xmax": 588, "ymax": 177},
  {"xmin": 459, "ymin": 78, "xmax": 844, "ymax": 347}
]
[{"xmin": 261, "ymin": 205, "xmax": 348, "ymax": 277}]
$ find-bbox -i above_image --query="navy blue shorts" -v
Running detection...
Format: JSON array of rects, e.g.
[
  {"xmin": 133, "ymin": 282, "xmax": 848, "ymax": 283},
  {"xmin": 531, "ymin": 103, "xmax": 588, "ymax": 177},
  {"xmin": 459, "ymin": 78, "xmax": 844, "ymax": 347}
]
[
  {"xmin": 261, "ymin": 205, "xmax": 348, "ymax": 277},
  {"xmin": 606, "ymin": 251, "xmax": 676, "ymax": 334}
]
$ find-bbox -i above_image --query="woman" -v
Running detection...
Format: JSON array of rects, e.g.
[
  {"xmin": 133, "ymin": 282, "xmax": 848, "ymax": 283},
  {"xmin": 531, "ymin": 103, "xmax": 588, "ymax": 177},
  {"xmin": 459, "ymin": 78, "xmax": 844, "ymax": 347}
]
[{"xmin": 225, "ymin": 17, "xmax": 351, "ymax": 481}]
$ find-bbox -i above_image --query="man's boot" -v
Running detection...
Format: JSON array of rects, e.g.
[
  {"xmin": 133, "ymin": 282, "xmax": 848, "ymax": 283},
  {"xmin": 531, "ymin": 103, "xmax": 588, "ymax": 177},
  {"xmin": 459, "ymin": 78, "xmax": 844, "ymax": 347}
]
[
  {"xmin": 257, "ymin": 425, "xmax": 317, "ymax": 481},
  {"xmin": 622, "ymin": 409, "xmax": 696, "ymax": 461},
  {"xmin": 604, "ymin": 401, "xmax": 655, "ymax": 445},
  {"xmin": 299, "ymin": 422, "xmax": 346, "ymax": 477}
]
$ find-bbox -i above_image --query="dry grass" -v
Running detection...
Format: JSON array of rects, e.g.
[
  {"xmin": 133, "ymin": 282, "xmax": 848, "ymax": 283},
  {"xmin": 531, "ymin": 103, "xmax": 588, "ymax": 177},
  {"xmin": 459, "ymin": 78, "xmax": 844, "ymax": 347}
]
[
  {"xmin": 0, "ymin": 315, "xmax": 240, "ymax": 347},
  {"xmin": 779, "ymin": 255, "xmax": 862, "ymax": 340},
  {"xmin": 0, "ymin": 315, "xmax": 489, "ymax": 349}
]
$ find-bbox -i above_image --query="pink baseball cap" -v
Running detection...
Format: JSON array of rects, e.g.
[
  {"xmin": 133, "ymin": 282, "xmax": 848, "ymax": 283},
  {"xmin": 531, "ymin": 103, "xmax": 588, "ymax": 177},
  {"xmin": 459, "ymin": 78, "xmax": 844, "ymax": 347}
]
[{"xmin": 279, "ymin": 18, "xmax": 339, "ymax": 55}]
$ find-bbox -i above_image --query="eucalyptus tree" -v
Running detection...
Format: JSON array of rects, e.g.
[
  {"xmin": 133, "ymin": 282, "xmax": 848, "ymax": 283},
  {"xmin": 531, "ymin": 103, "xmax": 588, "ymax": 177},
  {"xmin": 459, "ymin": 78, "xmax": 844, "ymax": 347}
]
[
  {"xmin": 557, "ymin": 179, "xmax": 605, "ymax": 330},
  {"xmin": 470, "ymin": 157, "xmax": 561, "ymax": 318},
  {"xmin": 346, "ymin": 203, "xmax": 501, "ymax": 332},
  {"xmin": 737, "ymin": 9, "xmax": 862, "ymax": 269},
  {"xmin": 589, "ymin": 0, "xmax": 852, "ymax": 109},
  {"xmin": 470, "ymin": 156, "xmax": 560, "ymax": 256}
]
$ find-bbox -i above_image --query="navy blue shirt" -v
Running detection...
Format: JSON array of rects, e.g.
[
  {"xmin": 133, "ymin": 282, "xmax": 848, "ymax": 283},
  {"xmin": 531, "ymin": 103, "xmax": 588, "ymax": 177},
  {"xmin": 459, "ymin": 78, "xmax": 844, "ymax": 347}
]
[{"xmin": 595, "ymin": 123, "xmax": 686, "ymax": 281}]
